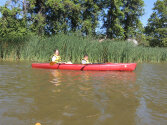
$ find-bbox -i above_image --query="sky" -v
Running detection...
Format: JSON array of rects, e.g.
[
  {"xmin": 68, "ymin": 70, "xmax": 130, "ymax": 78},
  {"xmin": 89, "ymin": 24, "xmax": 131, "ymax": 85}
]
[
  {"xmin": 140, "ymin": 0, "xmax": 157, "ymax": 26},
  {"xmin": 0, "ymin": 0, "xmax": 157, "ymax": 26}
]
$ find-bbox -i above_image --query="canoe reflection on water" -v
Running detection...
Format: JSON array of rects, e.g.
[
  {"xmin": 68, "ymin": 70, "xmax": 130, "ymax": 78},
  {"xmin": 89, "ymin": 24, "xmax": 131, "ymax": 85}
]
[
  {"xmin": 50, "ymin": 70, "xmax": 62, "ymax": 86},
  {"xmin": 50, "ymin": 70, "xmax": 136, "ymax": 86},
  {"xmin": 49, "ymin": 70, "xmax": 138, "ymax": 99}
]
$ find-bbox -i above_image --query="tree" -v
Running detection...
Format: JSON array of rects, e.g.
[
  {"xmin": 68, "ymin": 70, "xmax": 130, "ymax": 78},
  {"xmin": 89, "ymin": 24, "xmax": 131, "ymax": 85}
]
[
  {"xmin": 0, "ymin": 6, "xmax": 28, "ymax": 39},
  {"xmin": 26, "ymin": 0, "xmax": 47, "ymax": 35},
  {"xmin": 145, "ymin": 0, "xmax": 167, "ymax": 47},
  {"xmin": 103, "ymin": 0, "xmax": 125, "ymax": 39},
  {"xmin": 45, "ymin": 0, "xmax": 82, "ymax": 34},
  {"xmin": 81, "ymin": 0, "xmax": 101, "ymax": 35},
  {"xmin": 26, "ymin": 0, "xmax": 101, "ymax": 35},
  {"xmin": 0, "ymin": 3, "xmax": 29, "ymax": 59},
  {"xmin": 122, "ymin": 0, "xmax": 144, "ymax": 39}
]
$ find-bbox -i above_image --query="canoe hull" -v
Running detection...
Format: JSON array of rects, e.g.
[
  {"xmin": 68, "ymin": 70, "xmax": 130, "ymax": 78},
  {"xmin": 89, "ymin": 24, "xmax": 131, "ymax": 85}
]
[{"xmin": 31, "ymin": 63, "xmax": 137, "ymax": 71}]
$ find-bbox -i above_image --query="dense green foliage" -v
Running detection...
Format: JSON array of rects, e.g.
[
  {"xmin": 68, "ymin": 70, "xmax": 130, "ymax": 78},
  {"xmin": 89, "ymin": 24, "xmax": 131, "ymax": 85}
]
[
  {"xmin": 1, "ymin": 33, "xmax": 167, "ymax": 63},
  {"xmin": 103, "ymin": 0, "xmax": 125, "ymax": 39},
  {"xmin": 0, "ymin": 0, "xmax": 167, "ymax": 62},
  {"xmin": 0, "ymin": 0, "xmax": 101, "ymax": 36},
  {"xmin": 145, "ymin": 0, "xmax": 167, "ymax": 47},
  {"xmin": 121, "ymin": 0, "xmax": 144, "ymax": 39},
  {"xmin": 103, "ymin": 0, "xmax": 144, "ymax": 39},
  {"xmin": 0, "ymin": 6, "xmax": 28, "ymax": 39},
  {"xmin": 0, "ymin": 0, "xmax": 146, "ymax": 38}
]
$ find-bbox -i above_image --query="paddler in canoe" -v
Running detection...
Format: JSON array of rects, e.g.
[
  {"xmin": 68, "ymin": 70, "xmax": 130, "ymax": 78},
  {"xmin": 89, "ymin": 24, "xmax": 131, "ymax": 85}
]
[
  {"xmin": 50, "ymin": 49, "xmax": 72, "ymax": 65},
  {"xmin": 51, "ymin": 49, "xmax": 62, "ymax": 63},
  {"xmin": 82, "ymin": 54, "xmax": 91, "ymax": 64}
]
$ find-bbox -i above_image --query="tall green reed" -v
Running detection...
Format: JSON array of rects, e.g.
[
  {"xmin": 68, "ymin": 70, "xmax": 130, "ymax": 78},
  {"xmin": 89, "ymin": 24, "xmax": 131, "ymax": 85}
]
[{"xmin": 1, "ymin": 33, "xmax": 167, "ymax": 63}]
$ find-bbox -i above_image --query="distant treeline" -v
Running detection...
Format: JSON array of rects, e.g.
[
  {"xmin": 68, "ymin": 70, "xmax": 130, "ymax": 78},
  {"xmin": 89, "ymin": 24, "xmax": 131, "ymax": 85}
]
[{"xmin": 0, "ymin": 0, "xmax": 166, "ymax": 47}]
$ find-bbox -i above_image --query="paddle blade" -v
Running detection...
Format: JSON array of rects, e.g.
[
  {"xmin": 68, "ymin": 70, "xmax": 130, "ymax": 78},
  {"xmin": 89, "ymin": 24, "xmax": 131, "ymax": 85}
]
[{"xmin": 50, "ymin": 62, "xmax": 56, "ymax": 65}]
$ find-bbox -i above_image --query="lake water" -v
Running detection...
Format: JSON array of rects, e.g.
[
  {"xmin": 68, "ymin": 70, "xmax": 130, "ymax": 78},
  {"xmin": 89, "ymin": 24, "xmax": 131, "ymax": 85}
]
[{"xmin": 0, "ymin": 62, "xmax": 167, "ymax": 125}]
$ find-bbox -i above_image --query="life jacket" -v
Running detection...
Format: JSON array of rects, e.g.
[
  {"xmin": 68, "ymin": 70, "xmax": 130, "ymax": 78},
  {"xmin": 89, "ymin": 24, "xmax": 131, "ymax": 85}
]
[
  {"xmin": 82, "ymin": 58, "xmax": 90, "ymax": 64},
  {"xmin": 52, "ymin": 54, "xmax": 61, "ymax": 63}
]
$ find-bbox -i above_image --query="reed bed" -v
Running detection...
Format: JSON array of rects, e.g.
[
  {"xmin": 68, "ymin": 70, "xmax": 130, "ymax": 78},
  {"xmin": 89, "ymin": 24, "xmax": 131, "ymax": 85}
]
[{"xmin": 1, "ymin": 33, "xmax": 167, "ymax": 63}]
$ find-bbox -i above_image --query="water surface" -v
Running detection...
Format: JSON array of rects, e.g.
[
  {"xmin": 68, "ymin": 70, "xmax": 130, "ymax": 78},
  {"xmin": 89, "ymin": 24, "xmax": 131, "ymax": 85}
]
[{"xmin": 0, "ymin": 62, "xmax": 167, "ymax": 125}]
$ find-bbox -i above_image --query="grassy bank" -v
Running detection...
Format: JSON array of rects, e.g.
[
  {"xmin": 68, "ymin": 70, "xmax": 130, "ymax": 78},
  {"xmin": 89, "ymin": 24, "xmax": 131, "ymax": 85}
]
[{"xmin": 1, "ymin": 33, "xmax": 167, "ymax": 63}]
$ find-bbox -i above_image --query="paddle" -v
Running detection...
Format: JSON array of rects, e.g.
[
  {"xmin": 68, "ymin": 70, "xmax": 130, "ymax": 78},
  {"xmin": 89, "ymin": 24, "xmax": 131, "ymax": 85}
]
[
  {"xmin": 80, "ymin": 63, "xmax": 105, "ymax": 70},
  {"xmin": 50, "ymin": 62, "xmax": 66, "ymax": 66},
  {"xmin": 83, "ymin": 62, "xmax": 106, "ymax": 64},
  {"xmin": 50, "ymin": 62, "xmax": 64, "ymax": 70},
  {"xmin": 50, "ymin": 62, "xmax": 56, "ymax": 65},
  {"xmin": 81, "ymin": 64, "xmax": 88, "ymax": 71}
]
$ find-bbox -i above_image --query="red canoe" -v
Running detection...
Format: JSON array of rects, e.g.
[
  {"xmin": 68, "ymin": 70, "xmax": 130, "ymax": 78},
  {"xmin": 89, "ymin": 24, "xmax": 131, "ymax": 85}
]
[{"xmin": 31, "ymin": 63, "xmax": 137, "ymax": 71}]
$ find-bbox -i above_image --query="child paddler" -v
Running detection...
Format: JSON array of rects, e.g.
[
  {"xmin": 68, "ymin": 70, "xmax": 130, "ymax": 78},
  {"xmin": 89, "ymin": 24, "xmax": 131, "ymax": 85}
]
[
  {"xmin": 82, "ymin": 54, "xmax": 91, "ymax": 64},
  {"xmin": 51, "ymin": 49, "xmax": 72, "ymax": 64},
  {"xmin": 51, "ymin": 49, "xmax": 62, "ymax": 63}
]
